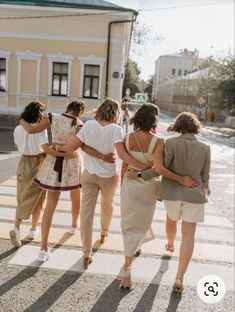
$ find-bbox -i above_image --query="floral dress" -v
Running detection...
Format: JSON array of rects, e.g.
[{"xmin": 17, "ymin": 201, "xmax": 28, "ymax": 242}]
[{"xmin": 34, "ymin": 113, "xmax": 82, "ymax": 191}]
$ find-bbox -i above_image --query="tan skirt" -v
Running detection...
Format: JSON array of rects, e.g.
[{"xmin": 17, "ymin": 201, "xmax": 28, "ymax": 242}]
[
  {"xmin": 16, "ymin": 155, "xmax": 46, "ymax": 220},
  {"xmin": 121, "ymin": 175, "xmax": 159, "ymax": 257}
]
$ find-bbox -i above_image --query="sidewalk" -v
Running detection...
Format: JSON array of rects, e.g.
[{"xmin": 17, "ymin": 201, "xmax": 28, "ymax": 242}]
[{"xmin": 0, "ymin": 163, "xmax": 234, "ymax": 311}]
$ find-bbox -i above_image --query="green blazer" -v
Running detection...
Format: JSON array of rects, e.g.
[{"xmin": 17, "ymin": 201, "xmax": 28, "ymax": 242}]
[{"xmin": 141, "ymin": 134, "xmax": 211, "ymax": 204}]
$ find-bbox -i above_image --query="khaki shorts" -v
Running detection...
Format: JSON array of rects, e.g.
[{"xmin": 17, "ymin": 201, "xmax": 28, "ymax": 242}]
[{"xmin": 164, "ymin": 200, "xmax": 204, "ymax": 223}]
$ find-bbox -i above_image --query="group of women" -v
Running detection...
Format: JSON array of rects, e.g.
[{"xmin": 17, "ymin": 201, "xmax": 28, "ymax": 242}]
[{"xmin": 10, "ymin": 98, "xmax": 210, "ymax": 294}]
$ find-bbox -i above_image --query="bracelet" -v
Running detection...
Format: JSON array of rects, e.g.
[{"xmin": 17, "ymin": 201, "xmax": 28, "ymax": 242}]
[
  {"xmin": 55, "ymin": 145, "xmax": 59, "ymax": 152},
  {"xmin": 137, "ymin": 171, "xmax": 142, "ymax": 178}
]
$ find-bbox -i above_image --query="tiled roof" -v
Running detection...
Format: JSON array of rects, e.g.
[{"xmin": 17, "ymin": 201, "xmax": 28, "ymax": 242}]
[{"xmin": 0, "ymin": 0, "xmax": 136, "ymax": 13}]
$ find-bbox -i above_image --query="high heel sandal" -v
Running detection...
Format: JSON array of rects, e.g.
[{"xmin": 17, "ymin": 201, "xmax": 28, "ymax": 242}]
[
  {"xmin": 83, "ymin": 257, "xmax": 92, "ymax": 270},
  {"xmin": 165, "ymin": 244, "xmax": 174, "ymax": 253},
  {"xmin": 120, "ymin": 266, "xmax": 132, "ymax": 289},
  {"xmin": 100, "ymin": 234, "xmax": 107, "ymax": 244},
  {"xmin": 173, "ymin": 277, "xmax": 184, "ymax": 294},
  {"xmin": 134, "ymin": 249, "xmax": 142, "ymax": 257}
]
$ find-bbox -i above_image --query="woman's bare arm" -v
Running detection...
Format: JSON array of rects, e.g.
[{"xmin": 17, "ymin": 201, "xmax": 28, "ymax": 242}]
[
  {"xmin": 115, "ymin": 142, "xmax": 153, "ymax": 170},
  {"xmin": 81, "ymin": 145, "xmax": 116, "ymax": 163},
  {"xmin": 121, "ymin": 162, "xmax": 128, "ymax": 184},
  {"xmin": 20, "ymin": 119, "xmax": 50, "ymax": 134},
  {"xmin": 42, "ymin": 144, "xmax": 76, "ymax": 159},
  {"xmin": 154, "ymin": 139, "xmax": 197, "ymax": 187}
]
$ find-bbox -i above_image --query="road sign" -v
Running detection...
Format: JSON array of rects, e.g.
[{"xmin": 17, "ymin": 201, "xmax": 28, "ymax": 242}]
[{"xmin": 135, "ymin": 93, "xmax": 147, "ymax": 103}]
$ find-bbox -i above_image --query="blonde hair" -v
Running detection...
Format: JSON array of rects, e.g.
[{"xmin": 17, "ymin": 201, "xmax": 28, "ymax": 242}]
[{"xmin": 93, "ymin": 98, "xmax": 120, "ymax": 123}]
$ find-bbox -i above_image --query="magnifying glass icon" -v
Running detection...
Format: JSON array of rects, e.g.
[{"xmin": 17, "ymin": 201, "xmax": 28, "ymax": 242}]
[{"xmin": 208, "ymin": 286, "xmax": 215, "ymax": 293}]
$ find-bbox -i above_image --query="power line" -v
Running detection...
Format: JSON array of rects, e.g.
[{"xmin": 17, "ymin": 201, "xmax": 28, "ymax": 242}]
[{"xmin": 139, "ymin": 0, "xmax": 233, "ymax": 11}]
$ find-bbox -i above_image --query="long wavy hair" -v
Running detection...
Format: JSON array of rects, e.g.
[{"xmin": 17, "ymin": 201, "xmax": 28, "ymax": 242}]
[
  {"xmin": 93, "ymin": 98, "xmax": 120, "ymax": 123},
  {"xmin": 20, "ymin": 101, "xmax": 46, "ymax": 123}
]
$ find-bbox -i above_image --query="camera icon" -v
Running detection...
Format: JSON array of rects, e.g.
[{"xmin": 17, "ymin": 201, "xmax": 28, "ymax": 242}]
[{"xmin": 197, "ymin": 275, "xmax": 226, "ymax": 304}]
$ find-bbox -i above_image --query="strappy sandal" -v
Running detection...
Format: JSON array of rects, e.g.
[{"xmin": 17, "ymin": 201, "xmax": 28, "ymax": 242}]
[
  {"xmin": 173, "ymin": 277, "xmax": 184, "ymax": 294},
  {"xmin": 120, "ymin": 266, "xmax": 132, "ymax": 289},
  {"xmin": 83, "ymin": 256, "xmax": 92, "ymax": 270},
  {"xmin": 165, "ymin": 244, "xmax": 175, "ymax": 253}
]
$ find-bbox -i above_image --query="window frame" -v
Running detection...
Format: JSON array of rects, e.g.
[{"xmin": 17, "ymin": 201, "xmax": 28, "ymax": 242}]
[
  {"xmin": 51, "ymin": 62, "xmax": 69, "ymax": 97},
  {"xmin": 83, "ymin": 64, "xmax": 100, "ymax": 99},
  {"xmin": 0, "ymin": 58, "xmax": 6, "ymax": 92}
]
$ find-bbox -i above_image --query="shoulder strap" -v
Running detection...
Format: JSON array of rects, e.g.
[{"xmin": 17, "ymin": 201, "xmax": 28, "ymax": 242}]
[
  {"xmin": 148, "ymin": 135, "xmax": 158, "ymax": 154},
  {"xmin": 133, "ymin": 132, "xmax": 149, "ymax": 162}
]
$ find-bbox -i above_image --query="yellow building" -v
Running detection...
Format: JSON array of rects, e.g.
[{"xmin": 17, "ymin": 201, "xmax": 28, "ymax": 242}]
[{"xmin": 0, "ymin": 0, "xmax": 137, "ymax": 113}]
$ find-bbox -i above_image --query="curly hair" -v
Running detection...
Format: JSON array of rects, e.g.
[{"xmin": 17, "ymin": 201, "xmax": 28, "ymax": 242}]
[
  {"xmin": 20, "ymin": 101, "xmax": 46, "ymax": 123},
  {"xmin": 93, "ymin": 98, "xmax": 120, "ymax": 123},
  {"xmin": 167, "ymin": 112, "xmax": 202, "ymax": 134},
  {"xmin": 65, "ymin": 100, "xmax": 85, "ymax": 117},
  {"xmin": 130, "ymin": 103, "xmax": 159, "ymax": 131}
]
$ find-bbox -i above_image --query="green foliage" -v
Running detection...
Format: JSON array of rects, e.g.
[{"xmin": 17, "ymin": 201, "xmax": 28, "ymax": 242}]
[
  {"xmin": 122, "ymin": 59, "xmax": 141, "ymax": 97},
  {"xmin": 192, "ymin": 55, "xmax": 235, "ymax": 114}
]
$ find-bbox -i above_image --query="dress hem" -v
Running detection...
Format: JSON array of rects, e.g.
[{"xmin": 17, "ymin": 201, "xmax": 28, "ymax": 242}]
[{"xmin": 33, "ymin": 178, "xmax": 82, "ymax": 191}]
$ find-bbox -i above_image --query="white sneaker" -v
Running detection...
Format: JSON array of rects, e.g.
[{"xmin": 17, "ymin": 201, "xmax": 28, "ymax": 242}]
[
  {"xmin": 68, "ymin": 227, "xmax": 77, "ymax": 235},
  {"xmin": 28, "ymin": 228, "xmax": 40, "ymax": 239},
  {"xmin": 37, "ymin": 250, "xmax": 51, "ymax": 262},
  {"xmin": 9, "ymin": 227, "xmax": 21, "ymax": 247}
]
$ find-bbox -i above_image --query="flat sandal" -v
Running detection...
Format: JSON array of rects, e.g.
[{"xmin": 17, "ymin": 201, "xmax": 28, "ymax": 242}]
[{"xmin": 173, "ymin": 277, "xmax": 184, "ymax": 294}]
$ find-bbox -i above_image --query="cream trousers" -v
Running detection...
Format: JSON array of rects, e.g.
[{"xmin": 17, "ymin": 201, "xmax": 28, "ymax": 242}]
[{"xmin": 80, "ymin": 170, "xmax": 118, "ymax": 257}]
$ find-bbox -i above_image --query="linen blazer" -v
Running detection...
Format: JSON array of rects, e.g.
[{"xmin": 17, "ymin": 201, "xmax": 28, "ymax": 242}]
[{"xmin": 159, "ymin": 134, "xmax": 211, "ymax": 203}]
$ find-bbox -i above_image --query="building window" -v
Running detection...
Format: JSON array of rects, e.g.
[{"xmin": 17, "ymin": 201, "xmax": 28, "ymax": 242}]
[
  {"xmin": 52, "ymin": 62, "xmax": 68, "ymax": 96},
  {"xmin": 184, "ymin": 70, "xmax": 188, "ymax": 76},
  {"xmin": 83, "ymin": 65, "xmax": 100, "ymax": 98},
  {"xmin": 0, "ymin": 58, "xmax": 6, "ymax": 92},
  {"xmin": 172, "ymin": 68, "xmax": 175, "ymax": 75},
  {"xmin": 178, "ymin": 69, "xmax": 182, "ymax": 76}
]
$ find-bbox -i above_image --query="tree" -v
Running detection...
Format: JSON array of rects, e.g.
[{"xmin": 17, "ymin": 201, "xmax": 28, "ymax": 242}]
[
  {"xmin": 192, "ymin": 55, "xmax": 235, "ymax": 115},
  {"xmin": 144, "ymin": 76, "xmax": 153, "ymax": 101},
  {"xmin": 122, "ymin": 59, "xmax": 141, "ymax": 97}
]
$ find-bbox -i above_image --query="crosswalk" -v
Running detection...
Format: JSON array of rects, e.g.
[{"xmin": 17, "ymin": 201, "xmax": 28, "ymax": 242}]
[{"xmin": 0, "ymin": 176, "xmax": 234, "ymax": 291}]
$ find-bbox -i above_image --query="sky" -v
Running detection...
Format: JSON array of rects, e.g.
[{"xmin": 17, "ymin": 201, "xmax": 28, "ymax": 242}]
[{"xmin": 112, "ymin": 0, "xmax": 234, "ymax": 80}]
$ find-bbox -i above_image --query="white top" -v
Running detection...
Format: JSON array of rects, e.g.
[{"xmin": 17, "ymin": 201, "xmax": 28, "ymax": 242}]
[
  {"xmin": 77, "ymin": 120, "xmax": 123, "ymax": 177},
  {"xmin": 14, "ymin": 125, "xmax": 48, "ymax": 155}
]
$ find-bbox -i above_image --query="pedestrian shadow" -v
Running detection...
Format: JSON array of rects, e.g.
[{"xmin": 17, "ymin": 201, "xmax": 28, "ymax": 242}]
[
  {"xmin": 0, "ymin": 240, "xmax": 31, "ymax": 262},
  {"xmin": 23, "ymin": 257, "xmax": 84, "ymax": 312},
  {"xmin": 133, "ymin": 255, "xmax": 171, "ymax": 312},
  {"xmin": 90, "ymin": 277, "xmax": 131, "ymax": 312},
  {"xmin": 165, "ymin": 291, "xmax": 182, "ymax": 312}
]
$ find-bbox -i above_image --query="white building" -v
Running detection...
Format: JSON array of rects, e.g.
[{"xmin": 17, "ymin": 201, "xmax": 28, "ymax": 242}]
[{"xmin": 152, "ymin": 48, "xmax": 205, "ymax": 101}]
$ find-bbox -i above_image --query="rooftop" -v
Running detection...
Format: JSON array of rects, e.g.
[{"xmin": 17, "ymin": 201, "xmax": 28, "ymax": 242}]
[{"xmin": 0, "ymin": 0, "xmax": 137, "ymax": 14}]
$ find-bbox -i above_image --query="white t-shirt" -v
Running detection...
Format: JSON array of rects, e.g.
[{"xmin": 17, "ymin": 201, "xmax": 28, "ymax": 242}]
[
  {"xmin": 14, "ymin": 125, "xmax": 48, "ymax": 155},
  {"xmin": 77, "ymin": 120, "xmax": 123, "ymax": 177}
]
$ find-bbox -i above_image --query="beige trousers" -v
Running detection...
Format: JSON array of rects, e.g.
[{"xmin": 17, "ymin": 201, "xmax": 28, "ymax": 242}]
[{"xmin": 80, "ymin": 170, "xmax": 118, "ymax": 257}]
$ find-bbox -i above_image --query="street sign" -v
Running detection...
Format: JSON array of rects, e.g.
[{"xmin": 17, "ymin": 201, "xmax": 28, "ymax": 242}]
[{"xmin": 135, "ymin": 93, "xmax": 147, "ymax": 103}]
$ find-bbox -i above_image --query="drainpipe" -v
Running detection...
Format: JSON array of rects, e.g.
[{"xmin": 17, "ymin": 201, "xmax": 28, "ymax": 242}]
[{"xmin": 105, "ymin": 12, "xmax": 138, "ymax": 98}]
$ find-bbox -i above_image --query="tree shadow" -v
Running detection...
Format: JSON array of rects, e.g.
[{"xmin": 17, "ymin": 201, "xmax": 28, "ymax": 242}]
[
  {"xmin": 24, "ymin": 257, "xmax": 84, "ymax": 312},
  {"xmin": 133, "ymin": 255, "xmax": 171, "ymax": 312}
]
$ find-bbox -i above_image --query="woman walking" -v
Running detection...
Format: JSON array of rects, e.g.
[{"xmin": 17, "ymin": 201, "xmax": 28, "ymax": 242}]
[
  {"xmin": 20, "ymin": 101, "xmax": 105, "ymax": 261},
  {"xmin": 10, "ymin": 101, "xmax": 65, "ymax": 247},
  {"xmin": 155, "ymin": 112, "xmax": 211, "ymax": 293},
  {"xmin": 57, "ymin": 98, "xmax": 153, "ymax": 269},
  {"xmin": 120, "ymin": 104, "xmax": 197, "ymax": 288}
]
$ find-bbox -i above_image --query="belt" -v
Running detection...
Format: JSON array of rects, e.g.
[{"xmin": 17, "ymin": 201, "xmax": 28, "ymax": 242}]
[{"xmin": 23, "ymin": 153, "xmax": 46, "ymax": 158}]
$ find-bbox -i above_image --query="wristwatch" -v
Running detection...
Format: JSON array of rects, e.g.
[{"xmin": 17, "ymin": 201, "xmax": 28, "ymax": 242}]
[{"xmin": 137, "ymin": 171, "xmax": 142, "ymax": 178}]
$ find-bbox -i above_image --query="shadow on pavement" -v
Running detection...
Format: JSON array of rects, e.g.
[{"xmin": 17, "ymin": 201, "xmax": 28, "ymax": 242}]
[
  {"xmin": 133, "ymin": 255, "xmax": 171, "ymax": 312},
  {"xmin": 0, "ymin": 240, "xmax": 30, "ymax": 262},
  {"xmin": 166, "ymin": 291, "xmax": 182, "ymax": 312},
  {"xmin": 90, "ymin": 278, "xmax": 132, "ymax": 312},
  {"xmin": 24, "ymin": 258, "xmax": 84, "ymax": 312}
]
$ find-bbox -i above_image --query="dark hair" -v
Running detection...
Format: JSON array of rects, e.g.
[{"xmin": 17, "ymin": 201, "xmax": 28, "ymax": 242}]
[
  {"xmin": 20, "ymin": 101, "xmax": 46, "ymax": 123},
  {"xmin": 167, "ymin": 112, "xmax": 202, "ymax": 134},
  {"xmin": 130, "ymin": 103, "xmax": 159, "ymax": 131},
  {"xmin": 65, "ymin": 101, "xmax": 85, "ymax": 117},
  {"xmin": 93, "ymin": 98, "xmax": 120, "ymax": 123}
]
